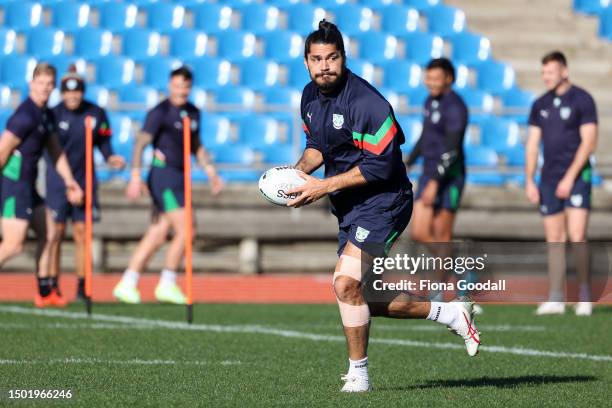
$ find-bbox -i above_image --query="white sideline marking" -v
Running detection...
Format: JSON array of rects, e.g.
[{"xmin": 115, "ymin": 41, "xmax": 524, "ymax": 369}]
[
  {"xmin": 0, "ymin": 358, "xmax": 241, "ymax": 366},
  {"xmin": 0, "ymin": 306, "xmax": 610, "ymax": 363}
]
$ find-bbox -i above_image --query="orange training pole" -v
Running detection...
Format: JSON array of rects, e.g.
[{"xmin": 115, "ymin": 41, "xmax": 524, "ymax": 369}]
[
  {"xmin": 183, "ymin": 116, "xmax": 194, "ymax": 323},
  {"xmin": 84, "ymin": 116, "xmax": 93, "ymax": 315}
]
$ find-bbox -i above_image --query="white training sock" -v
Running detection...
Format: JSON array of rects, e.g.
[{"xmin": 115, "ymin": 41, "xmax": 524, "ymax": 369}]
[
  {"xmin": 348, "ymin": 357, "xmax": 368, "ymax": 378},
  {"xmin": 159, "ymin": 269, "xmax": 177, "ymax": 286},
  {"xmin": 121, "ymin": 269, "xmax": 140, "ymax": 287},
  {"xmin": 427, "ymin": 301, "xmax": 459, "ymax": 326}
]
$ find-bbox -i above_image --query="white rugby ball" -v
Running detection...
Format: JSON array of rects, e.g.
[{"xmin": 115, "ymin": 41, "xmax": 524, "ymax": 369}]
[{"xmin": 259, "ymin": 166, "xmax": 307, "ymax": 206}]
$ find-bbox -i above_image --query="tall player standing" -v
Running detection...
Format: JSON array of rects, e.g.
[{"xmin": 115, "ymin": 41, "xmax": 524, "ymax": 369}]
[
  {"xmin": 0, "ymin": 63, "xmax": 83, "ymax": 307},
  {"xmin": 287, "ymin": 21, "xmax": 480, "ymax": 392},
  {"xmin": 42, "ymin": 67, "xmax": 125, "ymax": 302},
  {"xmin": 113, "ymin": 67, "xmax": 223, "ymax": 304},
  {"xmin": 526, "ymin": 51, "xmax": 597, "ymax": 316}
]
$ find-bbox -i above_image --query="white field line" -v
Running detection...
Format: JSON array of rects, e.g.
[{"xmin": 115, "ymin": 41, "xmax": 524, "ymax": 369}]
[
  {"xmin": 0, "ymin": 306, "xmax": 610, "ymax": 363},
  {"xmin": 0, "ymin": 358, "xmax": 242, "ymax": 366}
]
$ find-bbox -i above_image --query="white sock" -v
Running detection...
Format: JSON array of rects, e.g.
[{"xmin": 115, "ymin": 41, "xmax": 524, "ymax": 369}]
[
  {"xmin": 427, "ymin": 302, "xmax": 459, "ymax": 326},
  {"xmin": 348, "ymin": 357, "xmax": 368, "ymax": 378},
  {"xmin": 121, "ymin": 269, "xmax": 140, "ymax": 287},
  {"xmin": 159, "ymin": 269, "xmax": 177, "ymax": 286}
]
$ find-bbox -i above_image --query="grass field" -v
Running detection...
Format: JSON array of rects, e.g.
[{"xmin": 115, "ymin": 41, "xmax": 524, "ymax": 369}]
[{"xmin": 0, "ymin": 303, "xmax": 610, "ymax": 407}]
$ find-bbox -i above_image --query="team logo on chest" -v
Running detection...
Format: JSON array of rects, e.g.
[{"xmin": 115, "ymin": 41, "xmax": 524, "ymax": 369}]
[
  {"xmin": 431, "ymin": 111, "xmax": 441, "ymax": 124},
  {"xmin": 59, "ymin": 121, "xmax": 69, "ymax": 130},
  {"xmin": 560, "ymin": 107, "xmax": 571, "ymax": 120},
  {"xmin": 332, "ymin": 114, "xmax": 344, "ymax": 130}
]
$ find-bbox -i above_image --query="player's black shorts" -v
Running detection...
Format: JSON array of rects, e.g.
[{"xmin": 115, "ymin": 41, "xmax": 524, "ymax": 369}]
[
  {"xmin": 415, "ymin": 173, "xmax": 465, "ymax": 212},
  {"xmin": 0, "ymin": 176, "xmax": 43, "ymax": 220},
  {"xmin": 337, "ymin": 189, "xmax": 413, "ymax": 257},
  {"xmin": 539, "ymin": 175, "xmax": 591, "ymax": 216},
  {"xmin": 45, "ymin": 182, "xmax": 100, "ymax": 223},
  {"xmin": 147, "ymin": 166, "xmax": 185, "ymax": 214}
]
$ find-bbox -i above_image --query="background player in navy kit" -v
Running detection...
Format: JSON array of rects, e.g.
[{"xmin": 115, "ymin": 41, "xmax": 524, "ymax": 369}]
[
  {"xmin": 0, "ymin": 63, "xmax": 83, "ymax": 307},
  {"xmin": 42, "ymin": 67, "xmax": 125, "ymax": 302},
  {"xmin": 287, "ymin": 21, "xmax": 480, "ymax": 393},
  {"xmin": 406, "ymin": 58, "xmax": 467, "ymax": 244},
  {"xmin": 526, "ymin": 51, "xmax": 597, "ymax": 316},
  {"xmin": 113, "ymin": 67, "xmax": 223, "ymax": 305}
]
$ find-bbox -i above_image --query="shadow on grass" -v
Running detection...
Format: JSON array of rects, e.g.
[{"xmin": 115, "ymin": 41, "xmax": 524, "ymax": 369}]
[{"xmin": 377, "ymin": 375, "xmax": 599, "ymax": 391}]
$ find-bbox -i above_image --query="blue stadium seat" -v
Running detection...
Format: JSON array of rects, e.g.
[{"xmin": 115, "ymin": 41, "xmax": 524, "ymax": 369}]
[
  {"xmin": 501, "ymin": 88, "xmax": 536, "ymax": 123},
  {"xmin": 99, "ymin": 2, "xmax": 139, "ymax": 32},
  {"xmin": 505, "ymin": 146, "xmax": 526, "ymax": 167},
  {"xmin": 74, "ymin": 28, "xmax": 114, "ymax": 59},
  {"xmin": 51, "ymin": 1, "xmax": 91, "ymax": 33},
  {"xmin": 288, "ymin": 58, "xmax": 311, "ymax": 89},
  {"xmin": 189, "ymin": 57, "xmax": 232, "ymax": 89},
  {"xmin": 451, "ymin": 32, "xmax": 491, "ymax": 65},
  {"xmin": 0, "ymin": 86, "xmax": 11, "ymax": 108},
  {"xmin": 404, "ymin": 0, "xmax": 441, "ymax": 11},
  {"xmin": 216, "ymin": 31, "xmax": 257, "ymax": 61},
  {"xmin": 360, "ymin": 0, "xmax": 395, "ymax": 10},
  {"xmin": 262, "ymin": 87, "xmax": 301, "ymax": 109},
  {"xmin": 383, "ymin": 61, "xmax": 422, "ymax": 92},
  {"xmin": 480, "ymin": 118, "xmax": 521, "ymax": 153},
  {"xmin": 380, "ymin": 5, "xmax": 420, "ymax": 35},
  {"xmin": 200, "ymin": 114, "xmax": 233, "ymax": 147},
  {"xmin": 0, "ymin": 29, "xmax": 17, "ymax": 56},
  {"xmin": 46, "ymin": 56, "xmax": 87, "ymax": 77},
  {"xmin": 25, "ymin": 28, "xmax": 65, "ymax": 59},
  {"xmin": 332, "ymin": 5, "xmax": 375, "ymax": 36},
  {"xmin": 396, "ymin": 115, "xmax": 423, "ymax": 152},
  {"xmin": 122, "ymin": 29, "xmax": 162, "ymax": 61},
  {"xmin": 1, "ymin": 55, "xmax": 37, "ymax": 88},
  {"xmin": 262, "ymin": 145, "xmax": 297, "ymax": 165},
  {"xmin": 401, "ymin": 32, "xmax": 444, "ymax": 65},
  {"xmin": 169, "ymin": 30, "xmax": 209, "ymax": 59},
  {"xmin": 109, "ymin": 114, "xmax": 134, "ymax": 162},
  {"xmin": 118, "ymin": 85, "xmax": 159, "ymax": 110},
  {"xmin": 358, "ymin": 32, "xmax": 399, "ymax": 64},
  {"xmin": 264, "ymin": 0, "xmax": 301, "ymax": 7},
  {"xmin": 94, "ymin": 57, "xmax": 136, "ymax": 89},
  {"xmin": 600, "ymin": 8, "xmax": 612, "ymax": 39},
  {"xmin": 574, "ymin": 0, "xmax": 610, "ymax": 15},
  {"xmin": 405, "ymin": 85, "xmax": 429, "ymax": 108},
  {"xmin": 466, "ymin": 172, "xmax": 506, "ymax": 186},
  {"xmin": 129, "ymin": 0, "xmax": 163, "ymax": 6},
  {"xmin": 457, "ymin": 88, "xmax": 495, "ymax": 124},
  {"xmin": 453, "ymin": 63, "xmax": 471, "ymax": 89},
  {"xmin": 84, "ymin": 85, "xmax": 111, "ymax": 108},
  {"xmin": 212, "ymin": 145, "xmax": 256, "ymax": 165},
  {"xmin": 193, "ymin": 4, "xmax": 234, "ymax": 34},
  {"xmin": 311, "ymin": 0, "xmax": 348, "ymax": 6},
  {"xmin": 144, "ymin": 57, "xmax": 183, "ymax": 90},
  {"xmin": 262, "ymin": 31, "xmax": 303, "ymax": 63},
  {"xmin": 425, "ymin": 5, "xmax": 466, "ymax": 37},
  {"xmin": 0, "ymin": 109, "xmax": 13, "ymax": 130},
  {"xmin": 476, "ymin": 60, "xmax": 516, "ymax": 95},
  {"xmin": 214, "ymin": 87, "xmax": 256, "ymax": 110},
  {"xmin": 5, "ymin": 2, "xmax": 43, "ymax": 31},
  {"xmin": 146, "ymin": 2, "xmax": 186, "ymax": 32},
  {"xmin": 217, "ymin": 169, "xmax": 261, "ymax": 182},
  {"xmin": 240, "ymin": 4, "xmax": 281, "ymax": 34},
  {"xmin": 190, "ymin": 87, "xmax": 209, "ymax": 109},
  {"xmin": 239, "ymin": 59, "xmax": 281, "ymax": 90},
  {"xmin": 287, "ymin": 4, "xmax": 327, "ymax": 35},
  {"xmin": 239, "ymin": 115, "xmax": 286, "ymax": 147},
  {"xmin": 465, "ymin": 146, "xmax": 498, "ymax": 167},
  {"xmin": 348, "ymin": 60, "xmax": 376, "ymax": 84}
]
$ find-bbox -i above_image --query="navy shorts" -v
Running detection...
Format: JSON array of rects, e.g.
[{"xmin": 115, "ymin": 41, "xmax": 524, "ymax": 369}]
[
  {"xmin": 147, "ymin": 166, "xmax": 185, "ymax": 214},
  {"xmin": 0, "ymin": 177, "xmax": 43, "ymax": 220},
  {"xmin": 337, "ymin": 190, "xmax": 413, "ymax": 257},
  {"xmin": 415, "ymin": 174, "xmax": 465, "ymax": 212},
  {"xmin": 46, "ymin": 184, "xmax": 100, "ymax": 223},
  {"xmin": 539, "ymin": 176, "xmax": 591, "ymax": 216}
]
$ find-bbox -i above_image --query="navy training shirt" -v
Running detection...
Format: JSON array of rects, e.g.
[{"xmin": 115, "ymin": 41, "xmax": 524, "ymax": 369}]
[
  {"xmin": 420, "ymin": 91, "xmax": 468, "ymax": 178},
  {"xmin": 3, "ymin": 98, "xmax": 55, "ymax": 183},
  {"xmin": 46, "ymin": 100, "xmax": 113, "ymax": 189},
  {"xmin": 142, "ymin": 99, "xmax": 201, "ymax": 170},
  {"xmin": 300, "ymin": 69, "xmax": 411, "ymax": 225},
  {"xmin": 528, "ymin": 85, "xmax": 597, "ymax": 184}
]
